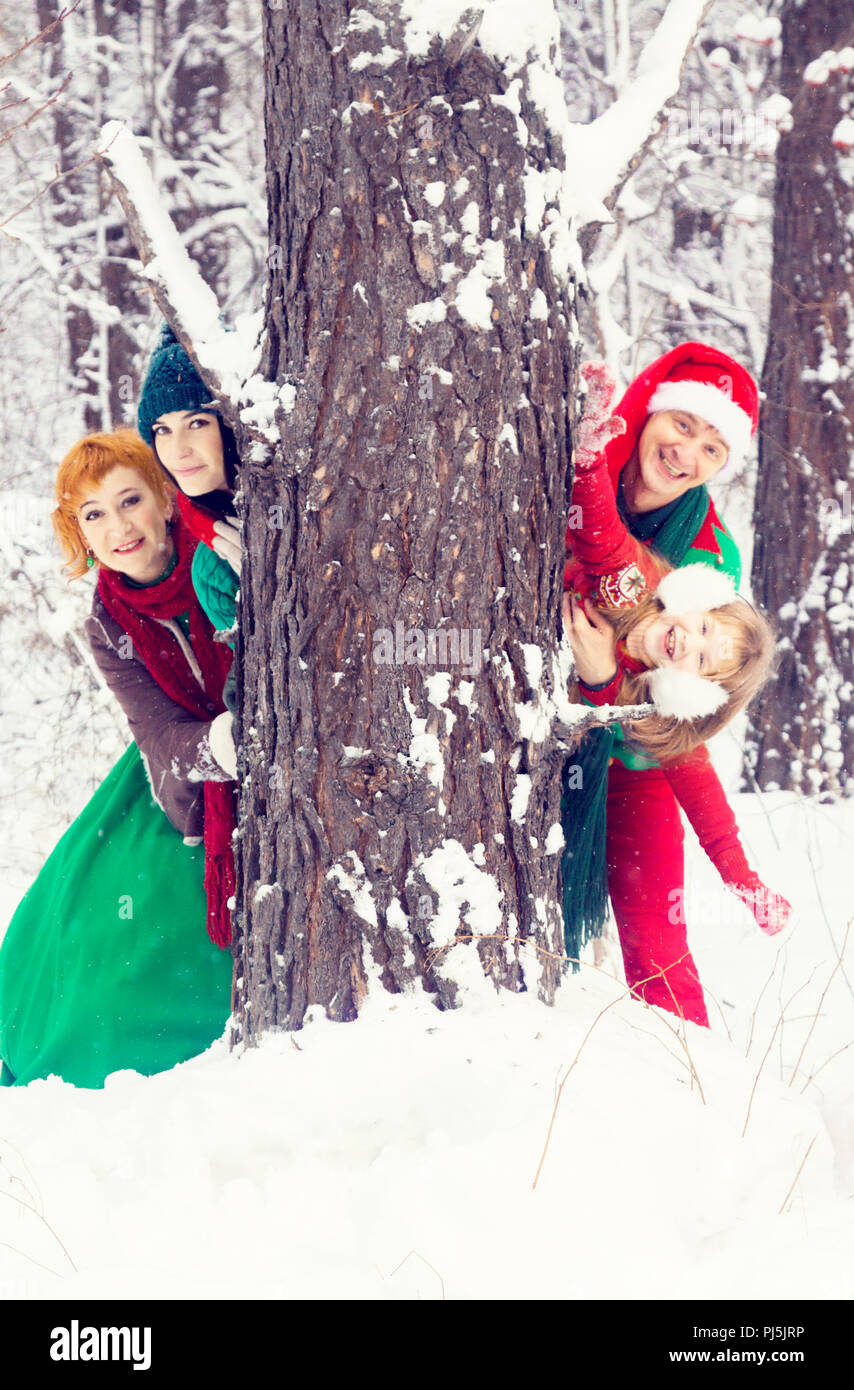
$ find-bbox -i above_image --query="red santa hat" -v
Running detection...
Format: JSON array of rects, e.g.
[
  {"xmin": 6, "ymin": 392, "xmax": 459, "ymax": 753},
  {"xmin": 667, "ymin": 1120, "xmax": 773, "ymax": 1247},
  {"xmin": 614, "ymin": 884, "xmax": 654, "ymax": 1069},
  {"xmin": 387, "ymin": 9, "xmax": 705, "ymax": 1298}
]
[{"xmin": 602, "ymin": 342, "xmax": 760, "ymax": 477}]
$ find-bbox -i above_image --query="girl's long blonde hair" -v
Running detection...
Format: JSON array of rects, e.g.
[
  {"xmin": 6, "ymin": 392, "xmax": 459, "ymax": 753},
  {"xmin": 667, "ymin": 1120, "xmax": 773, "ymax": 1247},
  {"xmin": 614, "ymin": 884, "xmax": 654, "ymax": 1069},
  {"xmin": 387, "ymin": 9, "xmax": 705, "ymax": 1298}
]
[{"xmin": 580, "ymin": 581, "xmax": 776, "ymax": 762}]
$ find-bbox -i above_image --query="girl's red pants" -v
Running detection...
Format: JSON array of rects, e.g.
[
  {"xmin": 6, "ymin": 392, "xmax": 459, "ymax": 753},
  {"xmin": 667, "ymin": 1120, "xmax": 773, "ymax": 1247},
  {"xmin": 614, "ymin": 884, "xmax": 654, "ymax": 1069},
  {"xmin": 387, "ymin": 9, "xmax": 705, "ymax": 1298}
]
[{"xmin": 606, "ymin": 760, "xmax": 710, "ymax": 1027}]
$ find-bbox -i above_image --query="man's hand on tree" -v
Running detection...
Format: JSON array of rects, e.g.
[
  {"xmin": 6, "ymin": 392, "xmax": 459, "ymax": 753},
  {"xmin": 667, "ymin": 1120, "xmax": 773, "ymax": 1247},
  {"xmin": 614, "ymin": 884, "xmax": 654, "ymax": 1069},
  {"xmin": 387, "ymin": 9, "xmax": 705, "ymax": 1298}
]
[{"xmin": 574, "ymin": 360, "xmax": 627, "ymax": 471}]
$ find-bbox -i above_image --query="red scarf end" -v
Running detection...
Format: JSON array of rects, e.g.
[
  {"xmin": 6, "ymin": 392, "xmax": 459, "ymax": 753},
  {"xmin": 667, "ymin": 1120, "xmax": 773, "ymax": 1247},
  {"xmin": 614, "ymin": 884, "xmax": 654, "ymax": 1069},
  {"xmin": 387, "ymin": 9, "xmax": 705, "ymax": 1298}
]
[{"xmin": 205, "ymin": 854, "xmax": 235, "ymax": 949}]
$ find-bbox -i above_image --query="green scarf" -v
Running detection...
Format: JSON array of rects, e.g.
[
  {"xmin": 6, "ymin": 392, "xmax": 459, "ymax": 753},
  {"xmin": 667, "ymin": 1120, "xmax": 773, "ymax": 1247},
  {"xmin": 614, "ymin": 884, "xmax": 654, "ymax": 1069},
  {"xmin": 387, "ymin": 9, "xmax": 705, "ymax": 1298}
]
[
  {"xmin": 650, "ymin": 485, "xmax": 709, "ymax": 569},
  {"xmin": 559, "ymin": 484, "xmax": 708, "ymax": 963}
]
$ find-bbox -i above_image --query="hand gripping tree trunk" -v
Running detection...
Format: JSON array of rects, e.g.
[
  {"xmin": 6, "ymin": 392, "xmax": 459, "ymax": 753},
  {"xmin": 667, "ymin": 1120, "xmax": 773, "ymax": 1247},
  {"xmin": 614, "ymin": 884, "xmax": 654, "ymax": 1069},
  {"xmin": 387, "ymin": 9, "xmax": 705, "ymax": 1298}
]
[
  {"xmin": 231, "ymin": 2, "xmax": 586, "ymax": 1034},
  {"xmin": 746, "ymin": 1, "xmax": 854, "ymax": 800}
]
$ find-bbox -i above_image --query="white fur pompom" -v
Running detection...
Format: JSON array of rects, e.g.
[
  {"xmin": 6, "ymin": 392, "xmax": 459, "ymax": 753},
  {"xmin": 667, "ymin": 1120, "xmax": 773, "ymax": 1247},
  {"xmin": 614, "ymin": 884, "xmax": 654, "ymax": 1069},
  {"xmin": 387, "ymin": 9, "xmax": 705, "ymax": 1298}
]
[
  {"xmin": 655, "ymin": 563, "xmax": 736, "ymax": 615},
  {"xmin": 647, "ymin": 667, "xmax": 728, "ymax": 720}
]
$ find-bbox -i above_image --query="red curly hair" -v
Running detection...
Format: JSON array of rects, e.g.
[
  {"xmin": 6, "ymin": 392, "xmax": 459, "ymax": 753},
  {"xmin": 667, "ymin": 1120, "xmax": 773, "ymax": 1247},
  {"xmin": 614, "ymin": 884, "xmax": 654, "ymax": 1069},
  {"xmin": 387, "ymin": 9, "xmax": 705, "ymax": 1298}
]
[{"xmin": 52, "ymin": 430, "xmax": 174, "ymax": 580}]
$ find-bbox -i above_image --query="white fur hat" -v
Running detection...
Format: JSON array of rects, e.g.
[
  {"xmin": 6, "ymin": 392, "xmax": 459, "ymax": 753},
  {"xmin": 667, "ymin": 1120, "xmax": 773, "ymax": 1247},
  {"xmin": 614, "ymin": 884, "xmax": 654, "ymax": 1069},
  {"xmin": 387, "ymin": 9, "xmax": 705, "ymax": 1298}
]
[
  {"xmin": 655, "ymin": 563, "xmax": 737, "ymax": 615},
  {"xmin": 647, "ymin": 666, "xmax": 728, "ymax": 719}
]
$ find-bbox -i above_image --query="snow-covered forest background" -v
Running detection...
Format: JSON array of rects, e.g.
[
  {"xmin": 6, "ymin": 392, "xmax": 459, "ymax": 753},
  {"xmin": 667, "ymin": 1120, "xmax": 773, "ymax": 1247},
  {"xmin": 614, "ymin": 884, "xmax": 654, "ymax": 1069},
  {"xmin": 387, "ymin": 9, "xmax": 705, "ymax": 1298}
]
[{"xmin": 1, "ymin": 0, "xmax": 852, "ymax": 1309}]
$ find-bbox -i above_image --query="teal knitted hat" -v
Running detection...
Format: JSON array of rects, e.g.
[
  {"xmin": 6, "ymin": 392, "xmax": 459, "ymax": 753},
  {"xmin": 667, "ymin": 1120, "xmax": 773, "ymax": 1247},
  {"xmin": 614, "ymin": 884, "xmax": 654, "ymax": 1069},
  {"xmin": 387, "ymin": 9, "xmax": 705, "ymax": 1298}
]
[{"xmin": 137, "ymin": 323, "xmax": 215, "ymax": 444}]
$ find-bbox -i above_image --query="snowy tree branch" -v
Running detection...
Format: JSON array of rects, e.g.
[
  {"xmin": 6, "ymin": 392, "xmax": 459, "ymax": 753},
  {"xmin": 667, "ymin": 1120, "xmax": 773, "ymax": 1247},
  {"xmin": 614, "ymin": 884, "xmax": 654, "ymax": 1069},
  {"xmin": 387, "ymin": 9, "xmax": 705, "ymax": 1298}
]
[
  {"xmin": 96, "ymin": 120, "xmax": 249, "ymax": 411},
  {"xmin": 554, "ymin": 702, "xmax": 655, "ymax": 752},
  {"xmin": 572, "ymin": 0, "xmax": 715, "ymax": 215}
]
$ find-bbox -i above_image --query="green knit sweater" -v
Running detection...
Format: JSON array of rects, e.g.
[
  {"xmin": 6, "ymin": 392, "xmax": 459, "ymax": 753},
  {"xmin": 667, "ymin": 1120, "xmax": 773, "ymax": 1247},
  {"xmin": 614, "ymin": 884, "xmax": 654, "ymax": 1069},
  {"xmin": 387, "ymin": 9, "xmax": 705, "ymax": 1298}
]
[{"xmin": 192, "ymin": 543, "xmax": 238, "ymax": 636}]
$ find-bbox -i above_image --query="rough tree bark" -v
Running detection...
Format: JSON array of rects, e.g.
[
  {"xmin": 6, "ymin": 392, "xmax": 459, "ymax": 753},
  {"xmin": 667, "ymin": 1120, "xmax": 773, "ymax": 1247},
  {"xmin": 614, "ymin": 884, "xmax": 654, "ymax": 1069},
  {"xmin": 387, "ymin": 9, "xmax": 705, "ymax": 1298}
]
[
  {"xmin": 747, "ymin": 1, "xmax": 854, "ymax": 800},
  {"xmin": 231, "ymin": 1, "xmax": 583, "ymax": 1033}
]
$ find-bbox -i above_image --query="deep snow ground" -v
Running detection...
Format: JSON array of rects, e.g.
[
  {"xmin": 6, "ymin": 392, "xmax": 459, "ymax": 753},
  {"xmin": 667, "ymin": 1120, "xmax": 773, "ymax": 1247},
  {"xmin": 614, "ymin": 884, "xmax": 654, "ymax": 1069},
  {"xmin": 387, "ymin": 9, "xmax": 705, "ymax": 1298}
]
[{"xmin": 0, "ymin": 789, "xmax": 851, "ymax": 1304}]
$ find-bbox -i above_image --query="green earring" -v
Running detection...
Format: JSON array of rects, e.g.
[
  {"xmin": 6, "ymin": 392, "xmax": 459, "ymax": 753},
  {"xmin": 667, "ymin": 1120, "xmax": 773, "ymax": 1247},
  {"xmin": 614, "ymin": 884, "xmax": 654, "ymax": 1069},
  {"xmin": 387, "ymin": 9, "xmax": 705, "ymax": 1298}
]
[{"xmin": 86, "ymin": 551, "xmax": 95, "ymax": 569}]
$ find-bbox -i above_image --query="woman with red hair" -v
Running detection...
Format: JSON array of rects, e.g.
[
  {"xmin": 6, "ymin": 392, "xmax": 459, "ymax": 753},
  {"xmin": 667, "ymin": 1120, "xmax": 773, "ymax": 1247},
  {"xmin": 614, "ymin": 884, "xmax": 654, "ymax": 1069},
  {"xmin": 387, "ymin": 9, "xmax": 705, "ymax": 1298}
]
[{"xmin": 0, "ymin": 430, "xmax": 236, "ymax": 1087}]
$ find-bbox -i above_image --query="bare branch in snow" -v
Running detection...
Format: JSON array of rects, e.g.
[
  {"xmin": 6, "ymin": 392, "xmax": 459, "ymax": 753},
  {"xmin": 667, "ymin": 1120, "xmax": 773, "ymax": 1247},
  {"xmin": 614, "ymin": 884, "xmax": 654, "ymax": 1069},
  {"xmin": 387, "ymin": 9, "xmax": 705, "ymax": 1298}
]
[
  {"xmin": 0, "ymin": 139, "xmax": 96, "ymax": 237},
  {"xmin": 0, "ymin": 1, "xmax": 82, "ymax": 71},
  {"xmin": 554, "ymin": 701, "xmax": 656, "ymax": 752},
  {"xmin": 0, "ymin": 71, "xmax": 71, "ymax": 152}
]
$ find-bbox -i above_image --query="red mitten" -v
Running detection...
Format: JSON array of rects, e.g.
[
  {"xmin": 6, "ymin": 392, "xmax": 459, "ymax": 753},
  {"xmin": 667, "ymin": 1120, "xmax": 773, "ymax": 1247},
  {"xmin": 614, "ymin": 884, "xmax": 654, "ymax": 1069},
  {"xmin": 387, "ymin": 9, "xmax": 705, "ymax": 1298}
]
[
  {"xmin": 728, "ymin": 881, "xmax": 792, "ymax": 936},
  {"xmin": 574, "ymin": 361, "xmax": 626, "ymax": 471}
]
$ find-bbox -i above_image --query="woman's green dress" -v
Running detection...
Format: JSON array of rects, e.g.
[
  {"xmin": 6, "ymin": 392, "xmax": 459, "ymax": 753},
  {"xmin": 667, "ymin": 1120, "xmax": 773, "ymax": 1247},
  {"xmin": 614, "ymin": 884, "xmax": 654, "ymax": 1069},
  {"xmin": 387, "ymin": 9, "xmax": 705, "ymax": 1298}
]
[{"xmin": 0, "ymin": 742, "xmax": 232, "ymax": 1088}]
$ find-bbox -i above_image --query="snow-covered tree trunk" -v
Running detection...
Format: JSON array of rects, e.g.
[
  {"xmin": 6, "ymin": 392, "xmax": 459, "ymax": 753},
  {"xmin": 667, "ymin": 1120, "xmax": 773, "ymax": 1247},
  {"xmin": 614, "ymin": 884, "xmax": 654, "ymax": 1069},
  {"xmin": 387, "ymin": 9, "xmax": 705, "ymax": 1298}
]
[
  {"xmin": 746, "ymin": 2, "xmax": 854, "ymax": 800},
  {"xmin": 230, "ymin": 1, "xmax": 584, "ymax": 1034}
]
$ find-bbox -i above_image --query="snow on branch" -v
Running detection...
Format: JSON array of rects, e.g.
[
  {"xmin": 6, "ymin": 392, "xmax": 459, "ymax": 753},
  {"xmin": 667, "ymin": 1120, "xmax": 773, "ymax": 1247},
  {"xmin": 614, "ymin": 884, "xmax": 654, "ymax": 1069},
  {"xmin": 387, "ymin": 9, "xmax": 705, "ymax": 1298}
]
[
  {"xmin": 570, "ymin": 0, "xmax": 715, "ymax": 215},
  {"xmin": 96, "ymin": 120, "xmax": 256, "ymax": 413},
  {"xmin": 553, "ymin": 702, "xmax": 655, "ymax": 753}
]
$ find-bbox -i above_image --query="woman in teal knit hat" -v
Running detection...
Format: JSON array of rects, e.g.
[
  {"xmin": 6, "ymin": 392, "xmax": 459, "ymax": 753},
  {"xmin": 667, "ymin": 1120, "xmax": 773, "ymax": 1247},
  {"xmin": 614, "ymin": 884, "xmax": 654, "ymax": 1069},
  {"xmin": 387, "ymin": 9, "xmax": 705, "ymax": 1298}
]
[{"xmin": 137, "ymin": 323, "xmax": 243, "ymax": 646}]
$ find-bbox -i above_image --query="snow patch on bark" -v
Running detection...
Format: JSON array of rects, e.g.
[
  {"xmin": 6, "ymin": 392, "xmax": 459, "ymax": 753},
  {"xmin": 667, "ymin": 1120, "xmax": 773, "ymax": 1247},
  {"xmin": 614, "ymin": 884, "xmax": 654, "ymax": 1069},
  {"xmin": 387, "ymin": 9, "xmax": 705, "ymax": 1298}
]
[
  {"xmin": 328, "ymin": 851, "xmax": 379, "ymax": 929},
  {"xmin": 544, "ymin": 823, "xmax": 565, "ymax": 855},
  {"xmin": 454, "ymin": 240, "xmax": 505, "ymax": 331},
  {"xmin": 530, "ymin": 287, "xmax": 548, "ymax": 320},
  {"xmin": 350, "ymin": 46, "xmax": 402, "ymax": 72},
  {"xmin": 341, "ymin": 101, "xmax": 374, "ymax": 127},
  {"xmin": 407, "ymin": 298, "xmax": 448, "ymax": 331},
  {"xmin": 402, "ymin": 686, "xmax": 445, "ymax": 795},
  {"xmin": 510, "ymin": 773, "xmax": 531, "ymax": 824},
  {"xmin": 412, "ymin": 838, "xmax": 505, "ymax": 989}
]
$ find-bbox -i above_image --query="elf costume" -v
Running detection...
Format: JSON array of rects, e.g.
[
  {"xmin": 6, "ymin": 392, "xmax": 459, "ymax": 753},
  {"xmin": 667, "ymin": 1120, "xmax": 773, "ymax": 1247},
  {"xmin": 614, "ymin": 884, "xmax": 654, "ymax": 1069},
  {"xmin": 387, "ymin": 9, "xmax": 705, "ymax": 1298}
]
[
  {"xmin": 561, "ymin": 345, "xmax": 790, "ymax": 1027},
  {"xmin": 0, "ymin": 516, "xmax": 235, "ymax": 1088}
]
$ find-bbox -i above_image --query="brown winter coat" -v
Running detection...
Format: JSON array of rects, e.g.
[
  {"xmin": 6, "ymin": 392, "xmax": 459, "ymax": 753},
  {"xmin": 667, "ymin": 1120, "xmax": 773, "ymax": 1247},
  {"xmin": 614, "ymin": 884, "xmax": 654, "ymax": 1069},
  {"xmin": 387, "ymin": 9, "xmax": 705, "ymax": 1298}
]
[{"xmin": 86, "ymin": 593, "xmax": 231, "ymax": 841}]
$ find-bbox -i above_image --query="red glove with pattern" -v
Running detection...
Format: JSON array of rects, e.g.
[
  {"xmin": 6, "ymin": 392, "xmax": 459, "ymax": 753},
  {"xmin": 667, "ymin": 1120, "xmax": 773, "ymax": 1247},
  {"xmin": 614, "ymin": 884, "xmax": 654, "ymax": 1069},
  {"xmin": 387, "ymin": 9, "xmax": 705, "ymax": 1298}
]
[
  {"xmin": 728, "ymin": 880, "xmax": 792, "ymax": 936},
  {"xmin": 574, "ymin": 361, "xmax": 626, "ymax": 472}
]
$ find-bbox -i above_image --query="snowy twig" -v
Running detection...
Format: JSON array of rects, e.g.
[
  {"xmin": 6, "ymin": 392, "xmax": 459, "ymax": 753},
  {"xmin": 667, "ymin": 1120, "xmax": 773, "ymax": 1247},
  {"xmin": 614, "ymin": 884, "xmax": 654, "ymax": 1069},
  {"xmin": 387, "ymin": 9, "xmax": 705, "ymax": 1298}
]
[
  {"xmin": 388, "ymin": 1249, "xmax": 446, "ymax": 1300},
  {"xmin": 637, "ymin": 269, "xmax": 762, "ymax": 336},
  {"xmin": 575, "ymin": 0, "xmax": 716, "ymax": 210},
  {"xmin": 0, "ymin": 1, "xmax": 81, "ymax": 71},
  {"xmin": 701, "ymin": 977, "xmax": 733, "ymax": 1043},
  {"xmin": 0, "ymin": 1189, "xmax": 77, "ymax": 1274},
  {"xmin": 532, "ymin": 951, "xmax": 707, "ymax": 1189},
  {"xmin": 0, "ymin": 147, "xmax": 97, "ymax": 236},
  {"xmin": 744, "ymin": 945, "xmax": 786, "ymax": 1059},
  {"xmin": 741, "ymin": 970, "xmax": 819, "ymax": 1138},
  {"xmin": 787, "ymin": 919, "xmax": 852, "ymax": 1090},
  {"xmin": 799, "ymin": 1040, "xmax": 854, "ymax": 1097},
  {"xmin": 803, "ymin": 831, "xmax": 854, "ymax": 1007},
  {"xmin": 0, "ymin": 72, "xmax": 72, "ymax": 150},
  {"xmin": 532, "ymin": 991, "xmax": 626, "ymax": 1190},
  {"xmin": 777, "ymin": 1135, "xmax": 818, "ymax": 1216}
]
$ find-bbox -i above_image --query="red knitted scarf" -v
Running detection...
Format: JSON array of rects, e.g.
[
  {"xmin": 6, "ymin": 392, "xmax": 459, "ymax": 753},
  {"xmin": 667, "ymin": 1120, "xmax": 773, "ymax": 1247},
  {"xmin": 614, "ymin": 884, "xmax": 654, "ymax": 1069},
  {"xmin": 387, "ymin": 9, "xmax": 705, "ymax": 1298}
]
[
  {"xmin": 97, "ymin": 516, "xmax": 236, "ymax": 948},
  {"xmin": 176, "ymin": 489, "xmax": 221, "ymax": 548}
]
